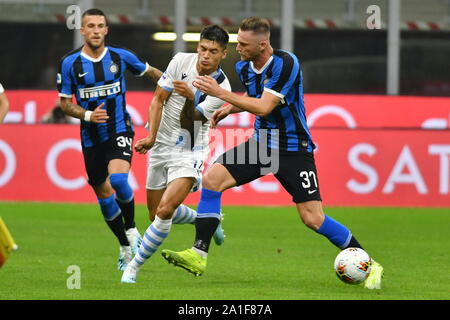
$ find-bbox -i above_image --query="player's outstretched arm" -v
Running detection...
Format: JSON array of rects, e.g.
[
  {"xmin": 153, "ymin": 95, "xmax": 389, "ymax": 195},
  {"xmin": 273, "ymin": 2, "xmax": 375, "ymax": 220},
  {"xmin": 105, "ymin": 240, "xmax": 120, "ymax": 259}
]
[
  {"xmin": 193, "ymin": 76, "xmax": 280, "ymax": 117},
  {"xmin": 0, "ymin": 92, "xmax": 10, "ymax": 124},
  {"xmin": 60, "ymin": 97, "xmax": 108, "ymax": 123},
  {"xmin": 135, "ymin": 85, "xmax": 171, "ymax": 154},
  {"xmin": 210, "ymin": 94, "xmax": 247, "ymax": 128}
]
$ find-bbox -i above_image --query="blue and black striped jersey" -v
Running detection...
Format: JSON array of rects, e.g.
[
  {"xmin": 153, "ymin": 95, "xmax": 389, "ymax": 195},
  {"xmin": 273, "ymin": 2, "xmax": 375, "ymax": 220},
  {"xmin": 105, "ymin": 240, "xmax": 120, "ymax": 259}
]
[
  {"xmin": 235, "ymin": 49, "xmax": 315, "ymax": 152},
  {"xmin": 57, "ymin": 46, "xmax": 149, "ymax": 147}
]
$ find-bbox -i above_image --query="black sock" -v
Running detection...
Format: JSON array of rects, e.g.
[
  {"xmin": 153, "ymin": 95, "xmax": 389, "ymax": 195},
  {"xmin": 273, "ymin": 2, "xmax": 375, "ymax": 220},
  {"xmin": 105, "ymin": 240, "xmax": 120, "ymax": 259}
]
[
  {"xmin": 117, "ymin": 198, "xmax": 135, "ymax": 230},
  {"xmin": 105, "ymin": 214, "xmax": 129, "ymax": 246},
  {"xmin": 193, "ymin": 217, "xmax": 220, "ymax": 253},
  {"xmin": 343, "ymin": 235, "xmax": 363, "ymax": 250}
]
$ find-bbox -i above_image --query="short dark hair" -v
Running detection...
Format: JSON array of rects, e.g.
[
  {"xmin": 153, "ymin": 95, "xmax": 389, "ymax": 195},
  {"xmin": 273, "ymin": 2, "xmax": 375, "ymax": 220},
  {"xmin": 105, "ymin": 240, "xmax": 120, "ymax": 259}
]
[
  {"xmin": 239, "ymin": 17, "xmax": 270, "ymax": 35},
  {"xmin": 200, "ymin": 25, "xmax": 229, "ymax": 49},
  {"xmin": 82, "ymin": 8, "xmax": 108, "ymax": 25}
]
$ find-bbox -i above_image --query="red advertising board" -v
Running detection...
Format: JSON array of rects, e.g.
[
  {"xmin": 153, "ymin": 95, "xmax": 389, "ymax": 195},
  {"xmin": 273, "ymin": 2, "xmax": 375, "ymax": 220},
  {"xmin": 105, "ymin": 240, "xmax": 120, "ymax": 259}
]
[
  {"xmin": 1, "ymin": 91, "xmax": 449, "ymax": 207},
  {"xmin": 4, "ymin": 90, "xmax": 450, "ymax": 129},
  {"xmin": 0, "ymin": 125, "xmax": 449, "ymax": 207}
]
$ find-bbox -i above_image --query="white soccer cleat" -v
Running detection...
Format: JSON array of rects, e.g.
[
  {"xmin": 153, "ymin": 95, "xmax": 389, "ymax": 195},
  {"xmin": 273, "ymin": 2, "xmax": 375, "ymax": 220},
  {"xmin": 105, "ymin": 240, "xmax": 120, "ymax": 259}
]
[
  {"xmin": 121, "ymin": 264, "xmax": 139, "ymax": 284},
  {"xmin": 117, "ymin": 245, "xmax": 132, "ymax": 271},
  {"xmin": 126, "ymin": 227, "xmax": 143, "ymax": 255}
]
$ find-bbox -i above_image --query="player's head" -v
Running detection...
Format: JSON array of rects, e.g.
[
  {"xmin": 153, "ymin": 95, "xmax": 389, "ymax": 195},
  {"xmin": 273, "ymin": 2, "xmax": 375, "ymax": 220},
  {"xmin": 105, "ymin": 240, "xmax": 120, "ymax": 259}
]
[
  {"xmin": 80, "ymin": 8, "xmax": 108, "ymax": 50},
  {"xmin": 237, "ymin": 17, "xmax": 271, "ymax": 61},
  {"xmin": 196, "ymin": 25, "xmax": 229, "ymax": 73}
]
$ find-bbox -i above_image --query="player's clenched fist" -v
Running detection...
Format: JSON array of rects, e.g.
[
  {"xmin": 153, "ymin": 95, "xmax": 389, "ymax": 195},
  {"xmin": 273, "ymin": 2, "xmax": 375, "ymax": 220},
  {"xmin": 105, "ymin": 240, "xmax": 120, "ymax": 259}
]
[
  {"xmin": 173, "ymin": 80, "xmax": 195, "ymax": 100},
  {"xmin": 134, "ymin": 137, "xmax": 154, "ymax": 154},
  {"xmin": 89, "ymin": 102, "xmax": 109, "ymax": 123}
]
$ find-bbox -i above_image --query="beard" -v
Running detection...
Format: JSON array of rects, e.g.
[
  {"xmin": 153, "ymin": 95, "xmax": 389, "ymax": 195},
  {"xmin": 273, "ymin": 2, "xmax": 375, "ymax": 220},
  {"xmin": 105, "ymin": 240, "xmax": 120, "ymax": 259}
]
[
  {"xmin": 240, "ymin": 53, "xmax": 255, "ymax": 61},
  {"xmin": 85, "ymin": 37, "xmax": 104, "ymax": 50}
]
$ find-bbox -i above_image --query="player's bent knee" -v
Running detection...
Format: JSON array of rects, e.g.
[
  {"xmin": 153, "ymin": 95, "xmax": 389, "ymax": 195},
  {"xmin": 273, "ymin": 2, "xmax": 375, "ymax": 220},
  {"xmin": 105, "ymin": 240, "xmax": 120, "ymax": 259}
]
[
  {"xmin": 109, "ymin": 173, "xmax": 133, "ymax": 202},
  {"xmin": 202, "ymin": 165, "xmax": 235, "ymax": 192},
  {"xmin": 201, "ymin": 174, "xmax": 221, "ymax": 192},
  {"xmin": 92, "ymin": 182, "xmax": 114, "ymax": 199},
  {"xmin": 156, "ymin": 203, "xmax": 176, "ymax": 220}
]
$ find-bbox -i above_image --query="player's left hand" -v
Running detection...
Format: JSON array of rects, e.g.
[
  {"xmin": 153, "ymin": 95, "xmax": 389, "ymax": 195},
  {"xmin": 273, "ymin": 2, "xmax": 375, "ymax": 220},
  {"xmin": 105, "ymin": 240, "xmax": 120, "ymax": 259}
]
[
  {"xmin": 193, "ymin": 76, "xmax": 222, "ymax": 98},
  {"xmin": 134, "ymin": 137, "xmax": 154, "ymax": 154},
  {"xmin": 173, "ymin": 80, "xmax": 195, "ymax": 100}
]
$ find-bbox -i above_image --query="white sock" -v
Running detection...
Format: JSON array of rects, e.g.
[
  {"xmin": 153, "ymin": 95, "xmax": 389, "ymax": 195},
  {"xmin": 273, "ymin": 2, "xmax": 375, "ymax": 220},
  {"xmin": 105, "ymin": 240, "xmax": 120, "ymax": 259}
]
[
  {"xmin": 192, "ymin": 247, "xmax": 207, "ymax": 258},
  {"xmin": 132, "ymin": 216, "xmax": 172, "ymax": 267},
  {"xmin": 171, "ymin": 204, "xmax": 197, "ymax": 224}
]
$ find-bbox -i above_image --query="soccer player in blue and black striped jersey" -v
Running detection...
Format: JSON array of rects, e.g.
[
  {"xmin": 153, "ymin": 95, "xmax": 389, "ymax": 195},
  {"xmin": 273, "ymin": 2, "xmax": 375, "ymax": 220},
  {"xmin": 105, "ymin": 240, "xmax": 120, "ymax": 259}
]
[
  {"xmin": 162, "ymin": 17, "xmax": 384, "ymax": 289},
  {"xmin": 57, "ymin": 8, "xmax": 162, "ymax": 271}
]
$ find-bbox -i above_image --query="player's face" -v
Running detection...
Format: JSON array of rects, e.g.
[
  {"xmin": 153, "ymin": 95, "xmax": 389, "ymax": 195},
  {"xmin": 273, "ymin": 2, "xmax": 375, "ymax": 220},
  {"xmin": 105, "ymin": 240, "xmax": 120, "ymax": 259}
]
[
  {"xmin": 236, "ymin": 29, "xmax": 265, "ymax": 61},
  {"xmin": 80, "ymin": 15, "xmax": 108, "ymax": 49},
  {"xmin": 196, "ymin": 39, "xmax": 227, "ymax": 73}
]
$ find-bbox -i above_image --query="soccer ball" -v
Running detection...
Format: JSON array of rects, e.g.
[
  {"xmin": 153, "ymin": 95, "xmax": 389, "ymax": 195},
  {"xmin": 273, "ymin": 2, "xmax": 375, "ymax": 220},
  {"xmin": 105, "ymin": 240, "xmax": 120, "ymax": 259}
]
[{"xmin": 334, "ymin": 248, "xmax": 372, "ymax": 284}]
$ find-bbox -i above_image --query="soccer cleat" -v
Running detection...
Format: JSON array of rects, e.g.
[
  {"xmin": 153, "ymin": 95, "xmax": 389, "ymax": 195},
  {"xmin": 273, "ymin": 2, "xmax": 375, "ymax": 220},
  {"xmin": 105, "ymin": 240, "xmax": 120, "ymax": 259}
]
[
  {"xmin": 0, "ymin": 217, "xmax": 18, "ymax": 268},
  {"xmin": 121, "ymin": 264, "xmax": 139, "ymax": 284},
  {"xmin": 213, "ymin": 222, "xmax": 225, "ymax": 245},
  {"xmin": 117, "ymin": 245, "xmax": 132, "ymax": 271},
  {"xmin": 161, "ymin": 248, "xmax": 207, "ymax": 276},
  {"xmin": 126, "ymin": 227, "xmax": 143, "ymax": 255},
  {"xmin": 364, "ymin": 260, "xmax": 384, "ymax": 289}
]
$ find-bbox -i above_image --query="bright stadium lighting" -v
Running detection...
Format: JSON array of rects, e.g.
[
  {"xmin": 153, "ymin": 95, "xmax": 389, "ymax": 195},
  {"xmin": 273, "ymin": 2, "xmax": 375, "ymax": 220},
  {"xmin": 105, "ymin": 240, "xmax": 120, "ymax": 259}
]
[
  {"xmin": 152, "ymin": 32, "xmax": 238, "ymax": 43},
  {"xmin": 183, "ymin": 33, "xmax": 201, "ymax": 42},
  {"xmin": 152, "ymin": 32, "xmax": 177, "ymax": 41}
]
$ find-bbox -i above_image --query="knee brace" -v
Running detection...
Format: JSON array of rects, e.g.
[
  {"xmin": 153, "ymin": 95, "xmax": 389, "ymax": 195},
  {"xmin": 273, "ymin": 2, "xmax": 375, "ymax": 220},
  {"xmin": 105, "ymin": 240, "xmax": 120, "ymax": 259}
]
[{"xmin": 109, "ymin": 173, "xmax": 133, "ymax": 202}]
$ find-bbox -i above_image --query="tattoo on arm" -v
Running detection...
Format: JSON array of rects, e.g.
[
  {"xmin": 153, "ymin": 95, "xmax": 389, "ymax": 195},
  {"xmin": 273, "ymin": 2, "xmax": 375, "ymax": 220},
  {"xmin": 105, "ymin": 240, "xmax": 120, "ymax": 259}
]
[
  {"xmin": 146, "ymin": 66, "xmax": 163, "ymax": 82},
  {"xmin": 60, "ymin": 99, "xmax": 86, "ymax": 120}
]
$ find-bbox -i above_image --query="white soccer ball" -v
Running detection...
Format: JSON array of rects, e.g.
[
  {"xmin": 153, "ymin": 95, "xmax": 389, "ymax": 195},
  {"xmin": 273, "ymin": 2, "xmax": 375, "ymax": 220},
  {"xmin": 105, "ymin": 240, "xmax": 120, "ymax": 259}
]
[{"xmin": 334, "ymin": 247, "xmax": 372, "ymax": 284}]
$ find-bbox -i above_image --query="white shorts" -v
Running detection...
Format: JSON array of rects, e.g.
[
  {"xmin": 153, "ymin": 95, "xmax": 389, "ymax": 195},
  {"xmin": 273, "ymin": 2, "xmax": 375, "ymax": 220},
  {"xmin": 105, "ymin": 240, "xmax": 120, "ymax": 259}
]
[{"xmin": 146, "ymin": 143, "xmax": 206, "ymax": 192}]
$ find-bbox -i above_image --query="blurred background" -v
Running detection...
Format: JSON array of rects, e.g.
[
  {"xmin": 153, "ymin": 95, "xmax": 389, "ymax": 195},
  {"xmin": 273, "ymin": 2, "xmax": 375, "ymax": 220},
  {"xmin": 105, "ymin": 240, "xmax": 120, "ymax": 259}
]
[{"xmin": 0, "ymin": 0, "xmax": 449, "ymax": 96}]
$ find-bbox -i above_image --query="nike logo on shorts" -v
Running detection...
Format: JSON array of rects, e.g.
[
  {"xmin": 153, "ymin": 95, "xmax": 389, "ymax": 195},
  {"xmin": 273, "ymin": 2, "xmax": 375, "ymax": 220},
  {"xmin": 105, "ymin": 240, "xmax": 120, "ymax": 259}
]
[
  {"xmin": 123, "ymin": 152, "xmax": 131, "ymax": 156},
  {"xmin": 308, "ymin": 189, "xmax": 317, "ymax": 195}
]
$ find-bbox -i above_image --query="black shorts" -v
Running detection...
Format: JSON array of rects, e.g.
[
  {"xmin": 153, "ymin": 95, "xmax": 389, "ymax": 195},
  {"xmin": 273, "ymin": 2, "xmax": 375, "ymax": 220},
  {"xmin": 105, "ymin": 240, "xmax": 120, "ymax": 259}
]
[
  {"xmin": 82, "ymin": 133, "xmax": 134, "ymax": 186},
  {"xmin": 216, "ymin": 138, "xmax": 322, "ymax": 203}
]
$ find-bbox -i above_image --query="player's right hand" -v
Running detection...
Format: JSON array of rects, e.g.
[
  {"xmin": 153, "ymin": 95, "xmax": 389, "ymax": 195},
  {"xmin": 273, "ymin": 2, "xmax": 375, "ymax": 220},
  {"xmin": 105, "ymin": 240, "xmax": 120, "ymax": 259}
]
[
  {"xmin": 134, "ymin": 137, "xmax": 154, "ymax": 154},
  {"xmin": 90, "ymin": 103, "xmax": 109, "ymax": 123},
  {"xmin": 210, "ymin": 106, "xmax": 230, "ymax": 128}
]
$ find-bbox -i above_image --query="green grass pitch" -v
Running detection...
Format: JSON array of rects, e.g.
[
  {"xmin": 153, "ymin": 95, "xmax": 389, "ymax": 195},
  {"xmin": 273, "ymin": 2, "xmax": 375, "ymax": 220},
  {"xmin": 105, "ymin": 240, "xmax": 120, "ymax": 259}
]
[{"xmin": 0, "ymin": 202, "xmax": 448, "ymax": 300}]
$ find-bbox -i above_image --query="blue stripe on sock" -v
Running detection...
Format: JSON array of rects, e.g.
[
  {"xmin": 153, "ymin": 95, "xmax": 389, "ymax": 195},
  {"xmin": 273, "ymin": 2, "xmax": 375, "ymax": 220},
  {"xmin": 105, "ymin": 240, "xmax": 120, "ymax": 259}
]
[
  {"xmin": 179, "ymin": 209, "xmax": 192, "ymax": 224},
  {"xmin": 196, "ymin": 213, "xmax": 222, "ymax": 219},
  {"xmin": 172, "ymin": 206, "xmax": 183, "ymax": 223},
  {"xmin": 135, "ymin": 255, "xmax": 145, "ymax": 265},
  {"xmin": 149, "ymin": 224, "xmax": 169, "ymax": 239},
  {"xmin": 144, "ymin": 232, "xmax": 162, "ymax": 246},
  {"xmin": 317, "ymin": 215, "xmax": 352, "ymax": 249},
  {"xmin": 140, "ymin": 240, "xmax": 156, "ymax": 255},
  {"xmin": 137, "ymin": 249, "xmax": 150, "ymax": 260}
]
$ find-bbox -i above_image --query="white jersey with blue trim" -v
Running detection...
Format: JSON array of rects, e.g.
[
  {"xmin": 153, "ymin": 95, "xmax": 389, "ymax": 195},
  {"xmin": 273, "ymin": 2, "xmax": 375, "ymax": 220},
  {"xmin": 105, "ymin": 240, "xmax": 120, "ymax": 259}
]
[{"xmin": 156, "ymin": 52, "xmax": 231, "ymax": 149}]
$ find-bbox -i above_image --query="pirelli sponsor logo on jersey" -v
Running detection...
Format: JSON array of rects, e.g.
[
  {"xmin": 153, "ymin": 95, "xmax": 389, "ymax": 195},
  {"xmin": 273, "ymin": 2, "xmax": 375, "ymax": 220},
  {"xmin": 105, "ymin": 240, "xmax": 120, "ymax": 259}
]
[{"xmin": 78, "ymin": 82, "xmax": 121, "ymax": 99}]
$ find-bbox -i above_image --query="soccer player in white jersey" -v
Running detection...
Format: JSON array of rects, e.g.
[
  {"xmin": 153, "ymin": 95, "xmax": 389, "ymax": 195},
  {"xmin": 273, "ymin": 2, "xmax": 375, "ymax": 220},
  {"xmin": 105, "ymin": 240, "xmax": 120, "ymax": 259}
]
[
  {"xmin": 121, "ymin": 25, "xmax": 231, "ymax": 283},
  {"xmin": 0, "ymin": 83, "xmax": 9, "ymax": 124}
]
